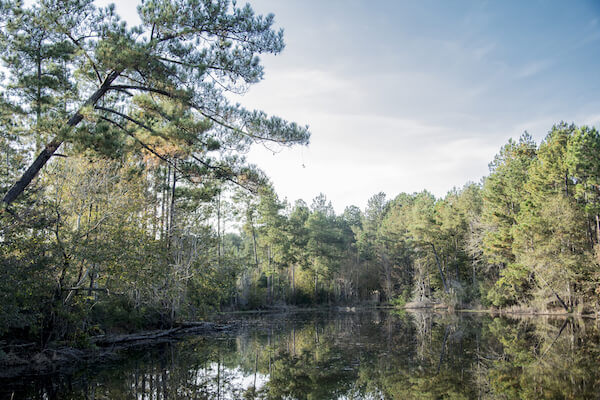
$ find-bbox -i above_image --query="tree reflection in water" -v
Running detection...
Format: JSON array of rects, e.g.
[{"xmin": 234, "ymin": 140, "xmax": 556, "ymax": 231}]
[{"xmin": 2, "ymin": 311, "xmax": 599, "ymax": 399}]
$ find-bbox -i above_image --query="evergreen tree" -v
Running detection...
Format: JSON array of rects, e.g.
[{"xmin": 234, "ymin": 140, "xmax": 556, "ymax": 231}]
[
  {"xmin": 566, "ymin": 126, "xmax": 600, "ymax": 253},
  {"xmin": 1, "ymin": 0, "xmax": 310, "ymax": 206},
  {"xmin": 481, "ymin": 132, "xmax": 536, "ymax": 306},
  {"xmin": 514, "ymin": 123, "xmax": 598, "ymax": 311}
]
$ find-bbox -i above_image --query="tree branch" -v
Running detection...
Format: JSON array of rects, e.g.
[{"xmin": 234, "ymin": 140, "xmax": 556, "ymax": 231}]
[
  {"xmin": 2, "ymin": 69, "xmax": 122, "ymax": 205},
  {"xmin": 107, "ymin": 85, "xmax": 300, "ymax": 144},
  {"xmin": 51, "ymin": 16, "xmax": 102, "ymax": 83},
  {"xmin": 98, "ymin": 114, "xmax": 200, "ymax": 188}
]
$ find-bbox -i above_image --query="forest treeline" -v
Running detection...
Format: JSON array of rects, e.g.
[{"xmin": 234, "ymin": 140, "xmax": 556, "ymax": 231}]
[{"xmin": 1, "ymin": 0, "xmax": 599, "ymax": 347}]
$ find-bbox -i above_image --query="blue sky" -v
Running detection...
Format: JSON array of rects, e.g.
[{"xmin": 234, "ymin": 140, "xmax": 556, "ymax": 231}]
[{"xmin": 99, "ymin": 0, "xmax": 600, "ymax": 212}]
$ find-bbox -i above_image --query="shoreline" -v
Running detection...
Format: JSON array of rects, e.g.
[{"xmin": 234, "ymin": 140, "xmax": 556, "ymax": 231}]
[
  {"xmin": 402, "ymin": 303, "xmax": 599, "ymax": 319},
  {"xmin": 2, "ymin": 305, "xmax": 597, "ymax": 379},
  {"xmin": 0, "ymin": 321, "xmax": 239, "ymax": 380}
]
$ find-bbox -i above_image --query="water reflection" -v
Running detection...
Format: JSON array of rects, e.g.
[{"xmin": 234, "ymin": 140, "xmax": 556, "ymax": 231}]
[{"xmin": 2, "ymin": 310, "xmax": 600, "ymax": 399}]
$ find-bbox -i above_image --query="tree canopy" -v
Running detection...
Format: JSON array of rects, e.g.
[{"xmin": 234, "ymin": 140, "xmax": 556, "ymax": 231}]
[{"xmin": 0, "ymin": 0, "xmax": 310, "ymax": 206}]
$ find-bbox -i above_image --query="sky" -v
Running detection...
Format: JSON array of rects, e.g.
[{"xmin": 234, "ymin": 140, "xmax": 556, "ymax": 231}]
[{"xmin": 97, "ymin": 0, "xmax": 600, "ymax": 212}]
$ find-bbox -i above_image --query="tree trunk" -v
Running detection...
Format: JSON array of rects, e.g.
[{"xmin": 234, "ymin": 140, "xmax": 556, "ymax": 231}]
[
  {"xmin": 216, "ymin": 191, "xmax": 221, "ymax": 267},
  {"xmin": 165, "ymin": 164, "xmax": 171, "ymax": 240},
  {"xmin": 160, "ymin": 166, "xmax": 168, "ymax": 241},
  {"xmin": 554, "ymin": 289, "xmax": 570, "ymax": 313},
  {"xmin": 268, "ymin": 246, "xmax": 272, "ymax": 303},
  {"xmin": 436, "ymin": 325, "xmax": 450, "ymax": 374},
  {"xmin": 453, "ymin": 236, "xmax": 460, "ymax": 281},
  {"xmin": 537, "ymin": 273, "xmax": 570, "ymax": 312},
  {"xmin": 2, "ymin": 70, "xmax": 121, "ymax": 205},
  {"xmin": 253, "ymin": 350, "xmax": 259, "ymax": 390},
  {"xmin": 430, "ymin": 243, "xmax": 449, "ymax": 293},
  {"xmin": 35, "ymin": 43, "xmax": 42, "ymax": 152},
  {"xmin": 314, "ymin": 272, "xmax": 318, "ymax": 301},
  {"xmin": 356, "ymin": 251, "xmax": 360, "ymax": 300},
  {"xmin": 250, "ymin": 217, "xmax": 259, "ymax": 267},
  {"xmin": 596, "ymin": 214, "xmax": 600, "ymax": 246},
  {"xmin": 292, "ymin": 263, "xmax": 296, "ymax": 302},
  {"xmin": 153, "ymin": 170, "xmax": 158, "ymax": 239},
  {"xmin": 168, "ymin": 159, "xmax": 177, "ymax": 248}
]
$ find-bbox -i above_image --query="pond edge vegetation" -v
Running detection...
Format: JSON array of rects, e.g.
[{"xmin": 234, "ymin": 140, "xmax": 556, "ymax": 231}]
[{"xmin": 1, "ymin": 0, "xmax": 600, "ymax": 372}]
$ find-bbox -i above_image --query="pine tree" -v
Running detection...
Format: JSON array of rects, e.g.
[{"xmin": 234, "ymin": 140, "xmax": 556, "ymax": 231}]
[
  {"xmin": 566, "ymin": 126, "xmax": 600, "ymax": 252},
  {"xmin": 481, "ymin": 132, "xmax": 536, "ymax": 306},
  {"xmin": 1, "ymin": 0, "xmax": 310, "ymax": 206}
]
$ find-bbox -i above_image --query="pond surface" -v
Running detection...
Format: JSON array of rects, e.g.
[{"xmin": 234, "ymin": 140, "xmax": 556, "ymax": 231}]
[{"xmin": 2, "ymin": 310, "xmax": 600, "ymax": 399}]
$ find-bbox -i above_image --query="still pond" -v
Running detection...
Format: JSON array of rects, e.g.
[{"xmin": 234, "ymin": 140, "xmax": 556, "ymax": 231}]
[{"xmin": 2, "ymin": 309, "xmax": 600, "ymax": 399}]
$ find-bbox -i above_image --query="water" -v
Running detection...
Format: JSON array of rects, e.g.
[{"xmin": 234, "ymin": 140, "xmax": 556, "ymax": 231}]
[{"xmin": 2, "ymin": 310, "xmax": 600, "ymax": 399}]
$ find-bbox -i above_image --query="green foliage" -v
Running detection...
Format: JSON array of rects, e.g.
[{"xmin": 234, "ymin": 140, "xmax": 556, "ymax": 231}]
[
  {"xmin": 0, "ymin": 0, "xmax": 312, "ymax": 344},
  {"xmin": 390, "ymin": 294, "xmax": 407, "ymax": 308},
  {"xmin": 0, "ymin": 0, "xmax": 598, "ymax": 347},
  {"xmin": 481, "ymin": 132, "xmax": 536, "ymax": 268}
]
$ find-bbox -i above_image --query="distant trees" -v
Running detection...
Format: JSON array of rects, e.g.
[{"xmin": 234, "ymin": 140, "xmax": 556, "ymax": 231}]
[
  {"xmin": 261, "ymin": 122, "xmax": 599, "ymax": 312},
  {"xmin": 482, "ymin": 124, "xmax": 600, "ymax": 311},
  {"xmin": 0, "ymin": 0, "xmax": 598, "ymax": 347}
]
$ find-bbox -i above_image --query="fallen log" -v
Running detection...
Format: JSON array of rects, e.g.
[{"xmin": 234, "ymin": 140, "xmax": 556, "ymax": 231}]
[
  {"xmin": 91, "ymin": 327, "xmax": 183, "ymax": 346},
  {"xmin": 0, "ymin": 321, "xmax": 241, "ymax": 380},
  {"xmin": 90, "ymin": 322, "xmax": 238, "ymax": 347}
]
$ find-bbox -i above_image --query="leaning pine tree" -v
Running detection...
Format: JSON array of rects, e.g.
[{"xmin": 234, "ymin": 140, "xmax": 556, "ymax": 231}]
[{"xmin": 0, "ymin": 0, "xmax": 310, "ymax": 207}]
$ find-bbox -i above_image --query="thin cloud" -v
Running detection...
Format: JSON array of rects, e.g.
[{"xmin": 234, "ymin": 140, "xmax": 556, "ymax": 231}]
[{"xmin": 515, "ymin": 60, "xmax": 552, "ymax": 79}]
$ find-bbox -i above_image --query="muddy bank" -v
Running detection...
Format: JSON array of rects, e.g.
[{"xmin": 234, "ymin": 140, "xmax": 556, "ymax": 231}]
[{"xmin": 0, "ymin": 321, "xmax": 239, "ymax": 380}]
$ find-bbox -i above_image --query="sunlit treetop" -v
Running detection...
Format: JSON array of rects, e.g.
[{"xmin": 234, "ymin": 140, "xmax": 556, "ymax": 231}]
[{"xmin": 0, "ymin": 0, "xmax": 310, "ymax": 205}]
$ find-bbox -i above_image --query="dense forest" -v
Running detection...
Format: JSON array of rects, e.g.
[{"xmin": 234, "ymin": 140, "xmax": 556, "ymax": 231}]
[{"xmin": 1, "ymin": 0, "xmax": 599, "ymax": 350}]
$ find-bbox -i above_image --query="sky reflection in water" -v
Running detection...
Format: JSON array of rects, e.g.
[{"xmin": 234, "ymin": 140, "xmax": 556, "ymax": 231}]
[{"xmin": 2, "ymin": 310, "xmax": 600, "ymax": 399}]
